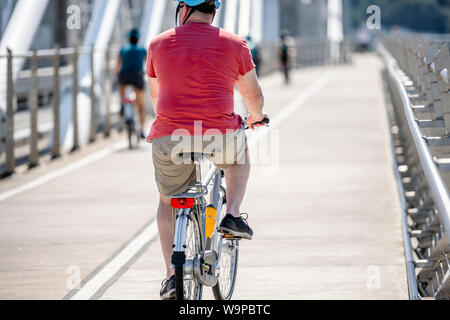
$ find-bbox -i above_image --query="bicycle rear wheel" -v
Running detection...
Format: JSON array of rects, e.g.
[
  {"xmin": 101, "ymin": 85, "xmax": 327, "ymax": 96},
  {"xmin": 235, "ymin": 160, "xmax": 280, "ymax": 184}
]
[
  {"xmin": 174, "ymin": 211, "xmax": 203, "ymax": 300},
  {"xmin": 126, "ymin": 118, "xmax": 136, "ymax": 150},
  {"xmin": 212, "ymin": 238, "xmax": 239, "ymax": 300},
  {"xmin": 127, "ymin": 125, "xmax": 134, "ymax": 149}
]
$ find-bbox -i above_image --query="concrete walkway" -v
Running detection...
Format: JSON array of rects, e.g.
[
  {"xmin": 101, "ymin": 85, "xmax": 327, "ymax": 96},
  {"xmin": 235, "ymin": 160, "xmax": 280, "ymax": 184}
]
[{"xmin": 0, "ymin": 54, "xmax": 408, "ymax": 300}]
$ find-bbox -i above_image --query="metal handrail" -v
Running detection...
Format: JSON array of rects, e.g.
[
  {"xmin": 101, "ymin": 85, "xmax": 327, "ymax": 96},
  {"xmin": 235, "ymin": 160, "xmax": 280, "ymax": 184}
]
[
  {"xmin": 387, "ymin": 98, "xmax": 420, "ymax": 300},
  {"xmin": 380, "ymin": 43, "xmax": 450, "ymax": 244},
  {"xmin": 0, "ymin": 43, "xmax": 121, "ymax": 175},
  {"xmin": 0, "ymin": 45, "xmax": 120, "ymax": 59}
]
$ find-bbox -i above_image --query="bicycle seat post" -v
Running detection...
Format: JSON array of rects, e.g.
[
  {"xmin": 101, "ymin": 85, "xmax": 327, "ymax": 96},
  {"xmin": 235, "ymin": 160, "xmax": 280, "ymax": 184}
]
[
  {"xmin": 178, "ymin": 152, "xmax": 215, "ymax": 195},
  {"xmin": 195, "ymin": 160, "xmax": 202, "ymax": 194}
]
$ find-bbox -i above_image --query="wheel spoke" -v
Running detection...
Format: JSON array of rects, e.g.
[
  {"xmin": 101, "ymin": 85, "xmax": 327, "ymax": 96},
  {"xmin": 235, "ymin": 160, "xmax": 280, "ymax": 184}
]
[
  {"xmin": 182, "ymin": 214, "xmax": 202, "ymax": 300},
  {"xmin": 217, "ymin": 240, "xmax": 236, "ymax": 298}
]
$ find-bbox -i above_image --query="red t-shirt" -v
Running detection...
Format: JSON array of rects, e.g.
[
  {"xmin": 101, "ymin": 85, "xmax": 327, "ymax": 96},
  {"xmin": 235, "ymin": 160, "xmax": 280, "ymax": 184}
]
[{"xmin": 146, "ymin": 22, "xmax": 255, "ymax": 140}]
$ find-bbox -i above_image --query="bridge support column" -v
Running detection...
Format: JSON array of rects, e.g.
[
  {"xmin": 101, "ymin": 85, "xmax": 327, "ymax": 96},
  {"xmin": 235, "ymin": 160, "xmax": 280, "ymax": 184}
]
[
  {"xmin": 0, "ymin": 0, "xmax": 50, "ymax": 114},
  {"xmin": 57, "ymin": 0, "xmax": 121, "ymax": 150},
  {"xmin": 238, "ymin": 0, "xmax": 251, "ymax": 37},
  {"xmin": 327, "ymin": 0, "xmax": 344, "ymax": 63},
  {"xmin": 224, "ymin": 0, "xmax": 239, "ymax": 34}
]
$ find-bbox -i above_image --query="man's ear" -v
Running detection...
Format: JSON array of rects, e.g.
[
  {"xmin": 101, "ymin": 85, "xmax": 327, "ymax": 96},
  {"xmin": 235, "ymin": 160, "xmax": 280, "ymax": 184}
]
[{"xmin": 181, "ymin": 6, "xmax": 191, "ymax": 25}]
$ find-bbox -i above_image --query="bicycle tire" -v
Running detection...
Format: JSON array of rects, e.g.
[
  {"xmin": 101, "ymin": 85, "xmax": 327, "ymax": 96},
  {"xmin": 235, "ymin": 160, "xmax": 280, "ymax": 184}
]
[
  {"xmin": 175, "ymin": 265, "xmax": 184, "ymax": 301},
  {"xmin": 212, "ymin": 239, "xmax": 239, "ymax": 300},
  {"xmin": 174, "ymin": 211, "xmax": 203, "ymax": 300},
  {"xmin": 127, "ymin": 125, "xmax": 133, "ymax": 149}
]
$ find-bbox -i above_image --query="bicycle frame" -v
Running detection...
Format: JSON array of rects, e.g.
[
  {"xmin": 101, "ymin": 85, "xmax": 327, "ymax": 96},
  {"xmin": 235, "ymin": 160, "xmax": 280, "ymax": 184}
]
[
  {"xmin": 171, "ymin": 118, "xmax": 269, "ymax": 299},
  {"xmin": 172, "ymin": 163, "xmax": 228, "ymax": 287}
]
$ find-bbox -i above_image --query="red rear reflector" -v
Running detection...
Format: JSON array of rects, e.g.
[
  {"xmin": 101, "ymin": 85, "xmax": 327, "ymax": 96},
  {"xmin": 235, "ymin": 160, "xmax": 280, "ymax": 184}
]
[{"xmin": 171, "ymin": 198, "xmax": 195, "ymax": 209}]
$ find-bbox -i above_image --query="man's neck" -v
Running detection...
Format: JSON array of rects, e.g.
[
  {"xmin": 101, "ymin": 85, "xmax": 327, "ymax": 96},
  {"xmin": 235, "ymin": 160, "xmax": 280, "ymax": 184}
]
[{"xmin": 185, "ymin": 14, "xmax": 213, "ymax": 25}]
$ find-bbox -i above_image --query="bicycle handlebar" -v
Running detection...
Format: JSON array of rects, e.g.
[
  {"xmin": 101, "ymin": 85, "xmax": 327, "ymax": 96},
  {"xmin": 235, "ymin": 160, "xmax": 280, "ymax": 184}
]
[{"xmin": 244, "ymin": 116, "xmax": 270, "ymax": 130}]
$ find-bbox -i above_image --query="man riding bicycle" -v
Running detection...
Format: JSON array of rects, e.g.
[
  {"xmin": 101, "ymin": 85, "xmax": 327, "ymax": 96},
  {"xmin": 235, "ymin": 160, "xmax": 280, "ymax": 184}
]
[
  {"xmin": 146, "ymin": 0, "xmax": 266, "ymax": 300},
  {"xmin": 116, "ymin": 29, "xmax": 148, "ymax": 139}
]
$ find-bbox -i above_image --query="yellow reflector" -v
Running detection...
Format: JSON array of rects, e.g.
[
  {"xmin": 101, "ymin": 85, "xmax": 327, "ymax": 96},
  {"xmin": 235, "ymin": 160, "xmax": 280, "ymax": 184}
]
[{"xmin": 205, "ymin": 205, "xmax": 218, "ymax": 238}]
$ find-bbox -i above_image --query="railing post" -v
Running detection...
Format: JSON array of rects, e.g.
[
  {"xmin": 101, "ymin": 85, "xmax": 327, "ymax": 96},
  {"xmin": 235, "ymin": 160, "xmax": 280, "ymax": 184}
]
[
  {"xmin": 297, "ymin": 40, "xmax": 302, "ymax": 67},
  {"xmin": 5, "ymin": 48, "xmax": 15, "ymax": 176},
  {"xmin": 89, "ymin": 47, "xmax": 96, "ymax": 143},
  {"xmin": 52, "ymin": 44, "xmax": 61, "ymax": 159},
  {"xmin": 104, "ymin": 47, "xmax": 111, "ymax": 137},
  {"xmin": 326, "ymin": 39, "xmax": 331, "ymax": 65},
  {"xmin": 72, "ymin": 45, "xmax": 79, "ymax": 152},
  {"xmin": 29, "ymin": 48, "xmax": 39, "ymax": 168}
]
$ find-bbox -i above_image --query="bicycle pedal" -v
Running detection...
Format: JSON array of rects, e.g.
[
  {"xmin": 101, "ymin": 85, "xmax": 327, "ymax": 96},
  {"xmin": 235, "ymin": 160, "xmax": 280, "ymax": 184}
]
[
  {"xmin": 223, "ymin": 234, "xmax": 241, "ymax": 240},
  {"xmin": 217, "ymin": 228, "xmax": 241, "ymax": 240}
]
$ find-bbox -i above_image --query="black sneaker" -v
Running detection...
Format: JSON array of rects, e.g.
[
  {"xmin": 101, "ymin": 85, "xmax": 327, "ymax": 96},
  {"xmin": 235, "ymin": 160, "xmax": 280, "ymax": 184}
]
[
  {"xmin": 160, "ymin": 275, "xmax": 176, "ymax": 300},
  {"xmin": 218, "ymin": 214, "xmax": 254, "ymax": 240}
]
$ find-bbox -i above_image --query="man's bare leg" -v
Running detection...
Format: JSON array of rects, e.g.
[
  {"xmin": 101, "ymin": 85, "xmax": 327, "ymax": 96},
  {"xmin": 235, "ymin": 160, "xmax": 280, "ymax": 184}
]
[
  {"xmin": 135, "ymin": 88, "xmax": 147, "ymax": 130},
  {"xmin": 158, "ymin": 150, "xmax": 250, "ymax": 279},
  {"xmin": 119, "ymin": 85, "xmax": 126, "ymax": 103},
  {"xmin": 157, "ymin": 195, "xmax": 175, "ymax": 280},
  {"xmin": 118, "ymin": 86, "xmax": 127, "ymax": 131},
  {"xmin": 224, "ymin": 149, "xmax": 250, "ymax": 218}
]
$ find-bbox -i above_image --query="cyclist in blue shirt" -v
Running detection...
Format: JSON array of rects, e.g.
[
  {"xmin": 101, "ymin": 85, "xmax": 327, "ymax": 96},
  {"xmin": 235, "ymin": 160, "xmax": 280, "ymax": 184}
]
[
  {"xmin": 246, "ymin": 35, "xmax": 261, "ymax": 76},
  {"xmin": 116, "ymin": 29, "xmax": 148, "ymax": 138}
]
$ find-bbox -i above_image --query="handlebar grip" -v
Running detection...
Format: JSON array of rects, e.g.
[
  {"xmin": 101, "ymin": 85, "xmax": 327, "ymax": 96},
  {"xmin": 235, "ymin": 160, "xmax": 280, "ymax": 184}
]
[{"xmin": 253, "ymin": 117, "xmax": 270, "ymax": 126}]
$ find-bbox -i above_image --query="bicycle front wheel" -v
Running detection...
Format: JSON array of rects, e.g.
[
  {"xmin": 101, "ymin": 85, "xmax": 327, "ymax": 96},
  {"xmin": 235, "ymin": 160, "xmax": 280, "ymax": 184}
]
[
  {"xmin": 175, "ymin": 211, "xmax": 203, "ymax": 300},
  {"xmin": 212, "ymin": 238, "xmax": 239, "ymax": 300}
]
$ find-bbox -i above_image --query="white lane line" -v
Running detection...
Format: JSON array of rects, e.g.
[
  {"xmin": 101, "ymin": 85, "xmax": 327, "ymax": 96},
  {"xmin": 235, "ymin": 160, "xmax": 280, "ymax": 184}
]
[
  {"xmin": 0, "ymin": 140, "xmax": 127, "ymax": 203},
  {"xmin": 69, "ymin": 72, "xmax": 335, "ymax": 300},
  {"xmin": 248, "ymin": 71, "xmax": 334, "ymax": 147},
  {"xmin": 70, "ymin": 220, "xmax": 158, "ymax": 300}
]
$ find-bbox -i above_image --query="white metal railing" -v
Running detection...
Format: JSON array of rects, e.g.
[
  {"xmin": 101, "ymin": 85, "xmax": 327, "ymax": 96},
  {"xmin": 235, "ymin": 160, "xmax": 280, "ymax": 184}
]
[
  {"xmin": 0, "ymin": 45, "xmax": 121, "ymax": 176},
  {"xmin": 380, "ymin": 35, "xmax": 450, "ymax": 299}
]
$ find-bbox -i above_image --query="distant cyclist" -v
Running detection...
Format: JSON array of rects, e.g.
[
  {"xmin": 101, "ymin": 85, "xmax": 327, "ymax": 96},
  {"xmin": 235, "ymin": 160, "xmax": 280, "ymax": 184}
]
[
  {"xmin": 116, "ymin": 29, "xmax": 148, "ymax": 138},
  {"xmin": 246, "ymin": 35, "xmax": 261, "ymax": 76},
  {"xmin": 146, "ymin": 0, "xmax": 266, "ymax": 300},
  {"xmin": 280, "ymin": 30, "xmax": 291, "ymax": 84}
]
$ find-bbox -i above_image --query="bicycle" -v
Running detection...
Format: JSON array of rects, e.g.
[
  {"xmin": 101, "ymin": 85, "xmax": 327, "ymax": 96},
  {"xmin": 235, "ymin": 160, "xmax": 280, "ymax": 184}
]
[
  {"xmin": 170, "ymin": 117, "xmax": 269, "ymax": 301},
  {"xmin": 122, "ymin": 87, "xmax": 141, "ymax": 150}
]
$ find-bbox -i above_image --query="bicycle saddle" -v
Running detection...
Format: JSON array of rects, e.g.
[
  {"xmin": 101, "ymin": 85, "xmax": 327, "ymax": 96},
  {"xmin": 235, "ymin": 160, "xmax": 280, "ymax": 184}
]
[{"xmin": 177, "ymin": 152, "xmax": 214, "ymax": 162}]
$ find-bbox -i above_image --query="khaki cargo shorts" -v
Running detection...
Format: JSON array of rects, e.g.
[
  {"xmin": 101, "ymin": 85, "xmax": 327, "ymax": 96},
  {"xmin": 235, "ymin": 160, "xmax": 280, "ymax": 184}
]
[{"xmin": 151, "ymin": 126, "xmax": 248, "ymax": 197}]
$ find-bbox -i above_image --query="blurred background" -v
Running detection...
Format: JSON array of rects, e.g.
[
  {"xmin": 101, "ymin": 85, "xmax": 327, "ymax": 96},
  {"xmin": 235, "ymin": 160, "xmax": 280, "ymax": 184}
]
[
  {"xmin": 1, "ymin": 0, "xmax": 450, "ymax": 300},
  {"xmin": 1, "ymin": 0, "xmax": 449, "ymax": 171}
]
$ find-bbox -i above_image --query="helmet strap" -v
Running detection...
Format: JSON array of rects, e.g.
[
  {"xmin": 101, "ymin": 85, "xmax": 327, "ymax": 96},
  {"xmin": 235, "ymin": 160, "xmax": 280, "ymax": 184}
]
[
  {"xmin": 175, "ymin": 3, "xmax": 182, "ymax": 27},
  {"xmin": 183, "ymin": 7, "xmax": 197, "ymax": 25}
]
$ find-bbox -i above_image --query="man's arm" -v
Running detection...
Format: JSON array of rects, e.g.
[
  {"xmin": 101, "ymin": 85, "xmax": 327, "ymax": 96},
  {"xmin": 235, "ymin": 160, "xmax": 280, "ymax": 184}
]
[
  {"xmin": 148, "ymin": 77, "xmax": 160, "ymax": 113},
  {"xmin": 236, "ymin": 68, "xmax": 265, "ymax": 129}
]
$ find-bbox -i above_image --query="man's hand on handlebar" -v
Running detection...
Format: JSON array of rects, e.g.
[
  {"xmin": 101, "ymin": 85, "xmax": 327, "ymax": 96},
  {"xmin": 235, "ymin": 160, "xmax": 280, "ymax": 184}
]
[{"xmin": 246, "ymin": 113, "xmax": 270, "ymax": 130}]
